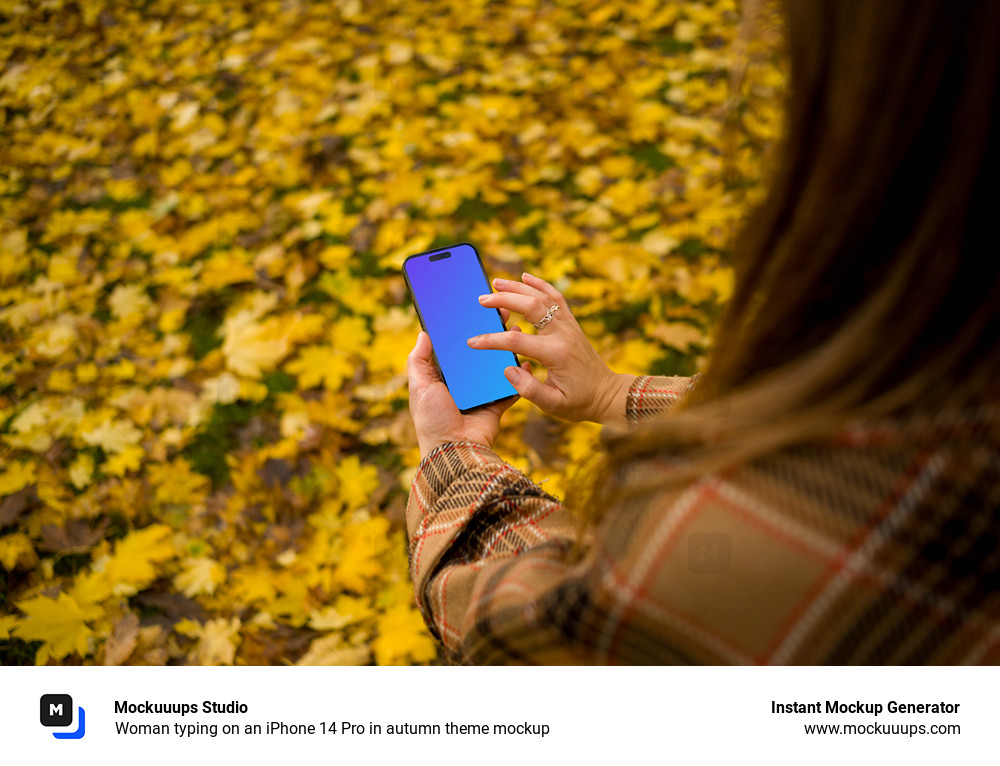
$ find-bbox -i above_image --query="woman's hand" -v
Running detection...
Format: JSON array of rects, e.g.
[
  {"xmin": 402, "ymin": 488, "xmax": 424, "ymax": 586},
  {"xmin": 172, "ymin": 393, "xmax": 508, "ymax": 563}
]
[
  {"xmin": 407, "ymin": 331, "xmax": 525, "ymax": 459},
  {"xmin": 468, "ymin": 272, "xmax": 636, "ymax": 427}
]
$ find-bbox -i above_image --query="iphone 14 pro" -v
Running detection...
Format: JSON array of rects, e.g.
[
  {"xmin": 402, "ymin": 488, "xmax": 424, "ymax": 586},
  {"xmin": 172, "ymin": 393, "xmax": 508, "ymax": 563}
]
[{"xmin": 403, "ymin": 242, "xmax": 519, "ymax": 412}]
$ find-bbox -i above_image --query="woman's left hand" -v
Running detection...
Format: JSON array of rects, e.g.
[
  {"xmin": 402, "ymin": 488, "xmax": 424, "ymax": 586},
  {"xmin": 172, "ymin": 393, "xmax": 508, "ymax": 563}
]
[{"xmin": 407, "ymin": 330, "xmax": 526, "ymax": 458}]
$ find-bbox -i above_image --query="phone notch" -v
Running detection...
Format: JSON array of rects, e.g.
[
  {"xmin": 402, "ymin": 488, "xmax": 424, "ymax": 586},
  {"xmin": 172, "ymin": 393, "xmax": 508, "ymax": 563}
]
[{"xmin": 429, "ymin": 251, "xmax": 452, "ymax": 261}]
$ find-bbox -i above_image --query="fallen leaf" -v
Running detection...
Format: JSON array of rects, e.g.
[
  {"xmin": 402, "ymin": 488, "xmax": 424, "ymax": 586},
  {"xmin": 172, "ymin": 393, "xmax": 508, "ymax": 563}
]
[
  {"xmin": 14, "ymin": 592, "xmax": 100, "ymax": 661},
  {"xmin": 38, "ymin": 519, "xmax": 110, "ymax": 553},
  {"xmin": 102, "ymin": 611, "xmax": 140, "ymax": 666}
]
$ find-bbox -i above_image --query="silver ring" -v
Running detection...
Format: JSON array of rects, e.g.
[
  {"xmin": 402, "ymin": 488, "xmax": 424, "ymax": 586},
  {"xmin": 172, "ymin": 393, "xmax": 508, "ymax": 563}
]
[{"xmin": 532, "ymin": 303, "xmax": 560, "ymax": 330}]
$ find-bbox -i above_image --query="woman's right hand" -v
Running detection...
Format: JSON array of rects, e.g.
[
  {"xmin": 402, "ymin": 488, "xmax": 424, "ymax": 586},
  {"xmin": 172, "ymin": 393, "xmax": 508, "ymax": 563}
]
[{"xmin": 467, "ymin": 272, "xmax": 636, "ymax": 427}]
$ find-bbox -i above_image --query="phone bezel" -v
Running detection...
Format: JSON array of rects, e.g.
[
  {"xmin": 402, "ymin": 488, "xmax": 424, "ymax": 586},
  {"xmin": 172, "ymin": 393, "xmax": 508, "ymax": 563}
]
[{"xmin": 402, "ymin": 241, "xmax": 520, "ymax": 413}]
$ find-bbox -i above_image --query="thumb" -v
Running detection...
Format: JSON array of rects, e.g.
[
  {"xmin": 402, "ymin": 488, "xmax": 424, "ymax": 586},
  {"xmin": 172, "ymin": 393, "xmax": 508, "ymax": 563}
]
[
  {"xmin": 407, "ymin": 332, "xmax": 438, "ymax": 388},
  {"xmin": 503, "ymin": 362, "xmax": 559, "ymax": 412}
]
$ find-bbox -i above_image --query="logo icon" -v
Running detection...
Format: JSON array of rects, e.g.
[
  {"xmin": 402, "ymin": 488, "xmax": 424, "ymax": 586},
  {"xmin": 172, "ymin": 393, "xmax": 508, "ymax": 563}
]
[
  {"xmin": 40, "ymin": 694, "xmax": 86, "ymax": 739},
  {"xmin": 688, "ymin": 532, "xmax": 732, "ymax": 574}
]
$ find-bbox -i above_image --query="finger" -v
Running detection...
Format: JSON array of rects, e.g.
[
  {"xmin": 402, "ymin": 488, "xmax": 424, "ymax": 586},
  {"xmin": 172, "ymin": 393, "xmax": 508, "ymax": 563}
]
[
  {"xmin": 492, "ymin": 390, "xmax": 520, "ymax": 416},
  {"xmin": 407, "ymin": 332, "xmax": 439, "ymax": 388},
  {"xmin": 489, "ymin": 277, "xmax": 551, "ymax": 304},
  {"xmin": 521, "ymin": 272, "xmax": 567, "ymax": 307},
  {"xmin": 487, "ymin": 360, "xmax": 533, "ymax": 417},
  {"xmin": 499, "ymin": 307, "xmax": 511, "ymax": 324},
  {"xmin": 503, "ymin": 363, "xmax": 562, "ymax": 412},
  {"xmin": 480, "ymin": 290, "xmax": 553, "ymax": 323},
  {"xmin": 467, "ymin": 329, "xmax": 550, "ymax": 360},
  {"xmin": 408, "ymin": 330, "xmax": 431, "ymax": 363}
]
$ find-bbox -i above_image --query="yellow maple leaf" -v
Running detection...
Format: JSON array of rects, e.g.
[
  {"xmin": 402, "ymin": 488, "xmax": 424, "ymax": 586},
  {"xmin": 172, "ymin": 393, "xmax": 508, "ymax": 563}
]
[
  {"xmin": 47, "ymin": 368, "xmax": 76, "ymax": 392},
  {"xmin": 0, "ymin": 461, "xmax": 35, "ymax": 496},
  {"xmin": 103, "ymin": 444, "xmax": 145, "ymax": 476},
  {"xmin": 174, "ymin": 617, "xmax": 242, "ymax": 664},
  {"xmin": 324, "ymin": 274, "xmax": 385, "ymax": 315},
  {"xmin": 239, "ymin": 378, "xmax": 270, "ymax": 402},
  {"xmin": 318, "ymin": 244, "xmax": 352, "ymax": 270},
  {"xmin": 75, "ymin": 361, "xmax": 98, "ymax": 383},
  {"xmin": 364, "ymin": 314, "xmax": 417, "ymax": 375},
  {"xmin": 221, "ymin": 310, "xmax": 294, "ymax": 378},
  {"xmin": 334, "ymin": 455, "xmax": 379, "ymax": 509},
  {"xmin": 615, "ymin": 338, "xmax": 665, "ymax": 374},
  {"xmin": 648, "ymin": 321, "xmax": 705, "ymax": 353},
  {"xmin": 148, "ymin": 458, "xmax": 209, "ymax": 505},
  {"xmin": 332, "ymin": 516, "xmax": 390, "ymax": 593},
  {"xmin": 296, "ymin": 635, "xmax": 370, "ymax": 666},
  {"xmin": 193, "ymin": 617, "xmax": 241, "ymax": 665},
  {"xmin": 640, "ymin": 227, "xmax": 680, "ymax": 257},
  {"xmin": 200, "ymin": 249, "xmax": 257, "ymax": 289},
  {"xmin": 379, "ymin": 578, "xmax": 419, "ymax": 609},
  {"xmin": 285, "ymin": 345, "xmax": 354, "ymax": 390},
  {"xmin": 0, "ymin": 532, "xmax": 37, "ymax": 570},
  {"xmin": 308, "ymin": 594, "xmax": 376, "ymax": 631},
  {"xmin": 4, "ymin": 402, "xmax": 55, "ymax": 452},
  {"xmin": 69, "ymin": 569, "xmax": 113, "ymax": 605},
  {"xmin": 200, "ymin": 372, "xmax": 241, "ymax": 405},
  {"xmin": 565, "ymin": 422, "xmax": 602, "ymax": 464},
  {"xmin": 372, "ymin": 603, "xmax": 438, "ymax": 665},
  {"xmin": 175, "ymin": 556, "xmax": 226, "ymax": 597},
  {"xmin": 108, "ymin": 283, "xmax": 152, "ymax": 324},
  {"xmin": 80, "ymin": 418, "xmax": 143, "ymax": 454},
  {"xmin": 107, "ymin": 358, "xmax": 137, "ymax": 380},
  {"xmin": 329, "ymin": 315, "xmax": 372, "ymax": 356},
  {"xmin": 100, "ymin": 524, "xmax": 176, "ymax": 595},
  {"xmin": 14, "ymin": 592, "xmax": 101, "ymax": 661},
  {"xmin": 269, "ymin": 577, "xmax": 312, "ymax": 627},
  {"xmin": 158, "ymin": 305, "xmax": 187, "ymax": 333},
  {"xmin": 33, "ymin": 320, "xmax": 79, "ymax": 359},
  {"xmin": 317, "ymin": 198, "xmax": 359, "ymax": 237},
  {"xmin": 231, "ymin": 567, "xmax": 278, "ymax": 605},
  {"xmin": 173, "ymin": 618, "xmax": 202, "ymax": 639},
  {"xmin": 68, "ymin": 452, "xmax": 94, "ymax": 489},
  {"xmin": 693, "ymin": 266, "xmax": 735, "ymax": 304}
]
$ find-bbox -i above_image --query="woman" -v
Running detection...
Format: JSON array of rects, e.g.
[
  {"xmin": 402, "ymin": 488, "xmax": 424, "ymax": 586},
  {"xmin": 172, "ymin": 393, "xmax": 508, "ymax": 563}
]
[{"xmin": 406, "ymin": 0, "xmax": 1000, "ymax": 664}]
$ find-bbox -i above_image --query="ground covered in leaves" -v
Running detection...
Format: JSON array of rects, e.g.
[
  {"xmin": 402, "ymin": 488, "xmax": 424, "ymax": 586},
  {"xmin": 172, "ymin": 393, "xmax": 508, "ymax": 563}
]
[{"xmin": 0, "ymin": 0, "xmax": 782, "ymax": 665}]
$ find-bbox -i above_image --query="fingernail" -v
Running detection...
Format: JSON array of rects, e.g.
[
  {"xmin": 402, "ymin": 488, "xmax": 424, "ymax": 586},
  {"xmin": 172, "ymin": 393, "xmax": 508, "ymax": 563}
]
[
  {"xmin": 478, "ymin": 294, "xmax": 489, "ymax": 303},
  {"xmin": 523, "ymin": 271, "xmax": 534, "ymax": 279},
  {"xmin": 467, "ymin": 336, "xmax": 480, "ymax": 346},
  {"xmin": 504, "ymin": 366, "xmax": 520, "ymax": 383},
  {"xmin": 493, "ymin": 278, "xmax": 506, "ymax": 286}
]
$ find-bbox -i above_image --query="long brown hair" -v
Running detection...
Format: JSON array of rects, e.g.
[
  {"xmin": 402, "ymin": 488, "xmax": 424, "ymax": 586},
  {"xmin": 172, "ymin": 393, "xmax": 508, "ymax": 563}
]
[{"xmin": 572, "ymin": 0, "xmax": 1000, "ymax": 512}]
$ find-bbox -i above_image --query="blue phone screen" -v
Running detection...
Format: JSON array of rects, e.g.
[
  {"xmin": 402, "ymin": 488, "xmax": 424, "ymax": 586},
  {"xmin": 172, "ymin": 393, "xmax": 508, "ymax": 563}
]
[{"xmin": 404, "ymin": 243, "xmax": 518, "ymax": 411}]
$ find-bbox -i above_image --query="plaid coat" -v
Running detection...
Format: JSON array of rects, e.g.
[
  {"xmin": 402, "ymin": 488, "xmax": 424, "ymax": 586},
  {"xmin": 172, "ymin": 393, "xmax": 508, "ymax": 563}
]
[{"xmin": 406, "ymin": 374, "xmax": 1000, "ymax": 664}]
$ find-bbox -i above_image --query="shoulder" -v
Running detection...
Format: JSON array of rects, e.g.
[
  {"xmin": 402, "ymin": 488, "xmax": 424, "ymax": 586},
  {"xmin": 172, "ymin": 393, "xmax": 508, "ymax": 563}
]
[{"xmin": 592, "ymin": 403, "xmax": 1000, "ymax": 664}]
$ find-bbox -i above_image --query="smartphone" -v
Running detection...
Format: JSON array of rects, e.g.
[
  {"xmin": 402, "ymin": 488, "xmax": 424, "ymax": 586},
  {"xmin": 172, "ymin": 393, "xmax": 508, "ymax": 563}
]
[{"xmin": 403, "ymin": 242, "xmax": 519, "ymax": 412}]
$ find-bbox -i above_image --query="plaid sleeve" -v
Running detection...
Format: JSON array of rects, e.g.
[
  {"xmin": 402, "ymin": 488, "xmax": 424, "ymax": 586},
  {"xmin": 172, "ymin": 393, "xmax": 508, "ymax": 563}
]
[
  {"xmin": 406, "ymin": 441, "xmax": 586, "ymax": 662},
  {"xmin": 625, "ymin": 373, "xmax": 701, "ymax": 426}
]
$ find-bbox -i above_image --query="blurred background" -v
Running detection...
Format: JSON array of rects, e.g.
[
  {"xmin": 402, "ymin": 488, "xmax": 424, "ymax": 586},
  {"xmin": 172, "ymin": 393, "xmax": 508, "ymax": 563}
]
[{"xmin": 0, "ymin": 0, "xmax": 782, "ymax": 665}]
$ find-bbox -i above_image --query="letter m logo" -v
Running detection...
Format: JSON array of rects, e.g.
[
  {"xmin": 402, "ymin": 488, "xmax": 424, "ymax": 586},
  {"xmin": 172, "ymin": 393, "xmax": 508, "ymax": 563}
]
[
  {"xmin": 40, "ymin": 694, "xmax": 73, "ymax": 727},
  {"xmin": 688, "ymin": 533, "xmax": 732, "ymax": 574}
]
